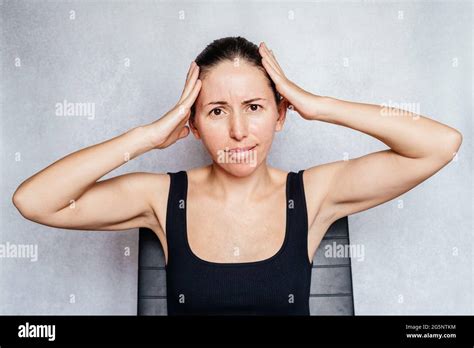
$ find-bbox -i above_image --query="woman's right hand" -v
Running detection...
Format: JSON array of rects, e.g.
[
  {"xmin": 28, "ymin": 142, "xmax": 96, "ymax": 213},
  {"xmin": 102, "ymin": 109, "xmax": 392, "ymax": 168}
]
[{"xmin": 146, "ymin": 61, "xmax": 202, "ymax": 149}]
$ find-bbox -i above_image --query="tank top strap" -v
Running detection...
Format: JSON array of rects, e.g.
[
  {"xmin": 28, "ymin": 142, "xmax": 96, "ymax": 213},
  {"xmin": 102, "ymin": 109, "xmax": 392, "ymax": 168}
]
[
  {"xmin": 285, "ymin": 169, "xmax": 311, "ymax": 266},
  {"xmin": 165, "ymin": 170, "xmax": 188, "ymax": 264}
]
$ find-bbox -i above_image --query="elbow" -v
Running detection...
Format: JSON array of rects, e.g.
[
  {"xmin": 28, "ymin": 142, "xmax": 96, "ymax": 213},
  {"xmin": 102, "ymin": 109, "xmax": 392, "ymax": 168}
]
[
  {"xmin": 448, "ymin": 129, "xmax": 463, "ymax": 157},
  {"xmin": 439, "ymin": 129, "xmax": 463, "ymax": 162},
  {"xmin": 12, "ymin": 190, "xmax": 30, "ymax": 219},
  {"xmin": 12, "ymin": 186, "xmax": 63, "ymax": 224},
  {"xmin": 12, "ymin": 187, "xmax": 24, "ymax": 211},
  {"xmin": 12, "ymin": 188, "xmax": 41, "ymax": 221}
]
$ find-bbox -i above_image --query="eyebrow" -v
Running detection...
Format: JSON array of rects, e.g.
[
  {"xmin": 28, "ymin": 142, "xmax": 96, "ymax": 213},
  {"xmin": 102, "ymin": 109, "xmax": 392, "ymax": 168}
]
[{"xmin": 204, "ymin": 98, "xmax": 266, "ymax": 107}]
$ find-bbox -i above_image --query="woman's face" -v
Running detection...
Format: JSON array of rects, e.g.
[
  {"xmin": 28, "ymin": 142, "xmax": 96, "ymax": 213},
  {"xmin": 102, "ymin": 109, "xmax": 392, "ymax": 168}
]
[{"xmin": 190, "ymin": 59, "xmax": 287, "ymax": 177}]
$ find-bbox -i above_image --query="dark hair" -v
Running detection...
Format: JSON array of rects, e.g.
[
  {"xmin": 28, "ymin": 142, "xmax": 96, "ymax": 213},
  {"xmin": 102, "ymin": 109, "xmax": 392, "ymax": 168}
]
[{"xmin": 190, "ymin": 36, "xmax": 281, "ymax": 121}]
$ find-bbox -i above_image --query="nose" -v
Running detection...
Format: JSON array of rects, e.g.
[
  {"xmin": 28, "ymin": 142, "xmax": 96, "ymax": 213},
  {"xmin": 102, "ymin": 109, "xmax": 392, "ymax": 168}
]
[{"xmin": 228, "ymin": 112, "xmax": 248, "ymax": 141}]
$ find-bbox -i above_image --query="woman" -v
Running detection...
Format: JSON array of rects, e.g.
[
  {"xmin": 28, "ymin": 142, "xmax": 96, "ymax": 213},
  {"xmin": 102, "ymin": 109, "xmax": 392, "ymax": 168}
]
[{"xmin": 12, "ymin": 36, "xmax": 462, "ymax": 315}]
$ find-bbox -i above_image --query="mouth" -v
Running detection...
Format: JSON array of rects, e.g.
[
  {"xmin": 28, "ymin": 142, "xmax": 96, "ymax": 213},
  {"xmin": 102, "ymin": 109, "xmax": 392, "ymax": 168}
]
[{"xmin": 225, "ymin": 145, "xmax": 257, "ymax": 153}]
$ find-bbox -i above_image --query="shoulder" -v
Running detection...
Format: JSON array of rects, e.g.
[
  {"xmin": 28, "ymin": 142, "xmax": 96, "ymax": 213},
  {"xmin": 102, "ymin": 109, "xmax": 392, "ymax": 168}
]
[
  {"xmin": 147, "ymin": 166, "xmax": 208, "ymax": 231},
  {"xmin": 186, "ymin": 165, "xmax": 214, "ymax": 186},
  {"xmin": 186, "ymin": 165, "xmax": 210, "ymax": 176},
  {"xmin": 267, "ymin": 166, "xmax": 290, "ymax": 187}
]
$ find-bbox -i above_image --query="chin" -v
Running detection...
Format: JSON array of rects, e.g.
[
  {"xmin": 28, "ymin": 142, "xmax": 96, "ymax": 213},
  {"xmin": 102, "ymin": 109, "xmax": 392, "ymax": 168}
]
[
  {"xmin": 213, "ymin": 154, "xmax": 262, "ymax": 176},
  {"xmin": 222, "ymin": 164, "xmax": 259, "ymax": 177}
]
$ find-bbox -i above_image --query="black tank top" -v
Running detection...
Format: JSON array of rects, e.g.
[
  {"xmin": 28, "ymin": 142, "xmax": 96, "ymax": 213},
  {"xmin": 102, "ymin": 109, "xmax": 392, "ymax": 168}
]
[{"xmin": 165, "ymin": 170, "xmax": 313, "ymax": 315}]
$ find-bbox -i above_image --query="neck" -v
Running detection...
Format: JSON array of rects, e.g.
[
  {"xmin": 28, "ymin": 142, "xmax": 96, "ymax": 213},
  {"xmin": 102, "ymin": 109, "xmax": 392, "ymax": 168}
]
[{"xmin": 206, "ymin": 162, "xmax": 274, "ymax": 204}]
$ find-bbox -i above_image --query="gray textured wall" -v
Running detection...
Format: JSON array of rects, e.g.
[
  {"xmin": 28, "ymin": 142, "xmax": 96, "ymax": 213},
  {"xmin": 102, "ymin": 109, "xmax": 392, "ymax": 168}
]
[{"xmin": 1, "ymin": 0, "xmax": 471, "ymax": 315}]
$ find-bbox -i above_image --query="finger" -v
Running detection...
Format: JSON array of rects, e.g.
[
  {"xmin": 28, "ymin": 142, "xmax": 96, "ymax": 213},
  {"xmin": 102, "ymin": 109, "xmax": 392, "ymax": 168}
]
[
  {"xmin": 160, "ymin": 119, "xmax": 190, "ymax": 147},
  {"xmin": 181, "ymin": 78, "xmax": 202, "ymax": 110},
  {"xmin": 259, "ymin": 43, "xmax": 283, "ymax": 76},
  {"xmin": 174, "ymin": 106, "xmax": 192, "ymax": 125},
  {"xmin": 180, "ymin": 63, "xmax": 199, "ymax": 100},
  {"xmin": 177, "ymin": 125, "xmax": 190, "ymax": 140},
  {"xmin": 185, "ymin": 61, "xmax": 197, "ymax": 83},
  {"xmin": 268, "ymin": 49, "xmax": 284, "ymax": 74},
  {"xmin": 182, "ymin": 125, "xmax": 190, "ymax": 137},
  {"xmin": 258, "ymin": 43, "xmax": 275, "ymax": 68},
  {"xmin": 179, "ymin": 62, "xmax": 196, "ymax": 99},
  {"xmin": 265, "ymin": 45, "xmax": 284, "ymax": 76},
  {"xmin": 261, "ymin": 57, "xmax": 283, "ymax": 86},
  {"xmin": 261, "ymin": 48, "xmax": 281, "ymax": 77},
  {"xmin": 179, "ymin": 64, "xmax": 200, "ymax": 102},
  {"xmin": 175, "ymin": 78, "xmax": 201, "ymax": 121}
]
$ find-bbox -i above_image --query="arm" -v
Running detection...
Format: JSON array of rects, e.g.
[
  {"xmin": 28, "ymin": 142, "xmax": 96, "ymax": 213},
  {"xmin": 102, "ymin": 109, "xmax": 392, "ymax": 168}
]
[
  {"xmin": 12, "ymin": 60, "xmax": 202, "ymax": 231},
  {"xmin": 12, "ymin": 127, "xmax": 163, "ymax": 231},
  {"xmin": 304, "ymin": 96, "xmax": 463, "ymax": 226},
  {"xmin": 258, "ymin": 41, "xmax": 463, "ymax": 228}
]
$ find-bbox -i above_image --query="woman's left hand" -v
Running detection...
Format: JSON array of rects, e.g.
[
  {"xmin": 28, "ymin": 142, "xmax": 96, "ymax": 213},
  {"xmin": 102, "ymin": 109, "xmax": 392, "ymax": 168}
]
[{"xmin": 259, "ymin": 42, "xmax": 323, "ymax": 120}]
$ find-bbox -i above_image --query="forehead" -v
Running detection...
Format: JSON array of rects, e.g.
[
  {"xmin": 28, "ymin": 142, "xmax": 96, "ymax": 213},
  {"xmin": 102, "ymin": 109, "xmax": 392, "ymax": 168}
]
[{"xmin": 198, "ymin": 60, "xmax": 271, "ymax": 104}]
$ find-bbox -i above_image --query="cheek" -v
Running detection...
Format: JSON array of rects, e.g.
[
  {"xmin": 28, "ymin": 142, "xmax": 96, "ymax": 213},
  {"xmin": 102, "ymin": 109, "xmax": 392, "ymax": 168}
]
[
  {"xmin": 195, "ymin": 120, "xmax": 226, "ymax": 151},
  {"xmin": 248, "ymin": 113, "xmax": 278, "ymax": 142}
]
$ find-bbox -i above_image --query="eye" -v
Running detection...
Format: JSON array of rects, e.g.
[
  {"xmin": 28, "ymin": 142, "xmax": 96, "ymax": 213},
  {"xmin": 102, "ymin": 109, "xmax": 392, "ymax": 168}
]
[
  {"xmin": 209, "ymin": 108, "xmax": 225, "ymax": 117},
  {"xmin": 248, "ymin": 104, "xmax": 262, "ymax": 112}
]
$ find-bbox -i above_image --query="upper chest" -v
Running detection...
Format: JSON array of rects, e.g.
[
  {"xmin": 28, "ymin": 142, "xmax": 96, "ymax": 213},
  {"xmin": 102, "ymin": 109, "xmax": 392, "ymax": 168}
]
[{"xmin": 185, "ymin": 182, "xmax": 288, "ymax": 263}]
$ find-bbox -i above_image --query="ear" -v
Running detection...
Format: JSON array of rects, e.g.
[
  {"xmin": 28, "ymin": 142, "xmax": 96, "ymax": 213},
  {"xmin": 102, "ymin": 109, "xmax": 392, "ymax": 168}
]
[
  {"xmin": 275, "ymin": 98, "xmax": 289, "ymax": 132},
  {"xmin": 189, "ymin": 116, "xmax": 202, "ymax": 140}
]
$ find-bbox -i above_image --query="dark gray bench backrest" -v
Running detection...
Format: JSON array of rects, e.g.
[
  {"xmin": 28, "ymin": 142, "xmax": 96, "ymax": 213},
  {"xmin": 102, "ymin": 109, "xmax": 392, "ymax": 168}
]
[{"xmin": 138, "ymin": 216, "xmax": 354, "ymax": 315}]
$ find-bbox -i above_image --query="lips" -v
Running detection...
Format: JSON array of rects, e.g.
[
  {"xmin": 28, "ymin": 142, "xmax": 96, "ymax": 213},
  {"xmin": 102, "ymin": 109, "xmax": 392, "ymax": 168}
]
[{"xmin": 226, "ymin": 145, "xmax": 257, "ymax": 153}]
